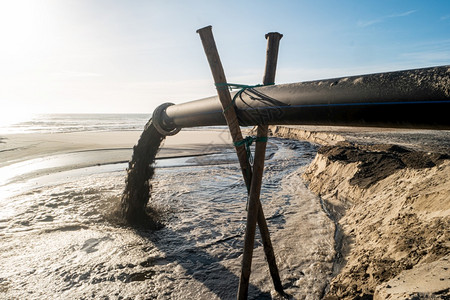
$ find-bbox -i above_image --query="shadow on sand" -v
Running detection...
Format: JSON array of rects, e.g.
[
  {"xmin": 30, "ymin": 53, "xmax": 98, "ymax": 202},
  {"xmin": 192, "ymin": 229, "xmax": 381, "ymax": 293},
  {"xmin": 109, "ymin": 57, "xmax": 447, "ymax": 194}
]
[{"xmin": 135, "ymin": 226, "xmax": 272, "ymax": 299}]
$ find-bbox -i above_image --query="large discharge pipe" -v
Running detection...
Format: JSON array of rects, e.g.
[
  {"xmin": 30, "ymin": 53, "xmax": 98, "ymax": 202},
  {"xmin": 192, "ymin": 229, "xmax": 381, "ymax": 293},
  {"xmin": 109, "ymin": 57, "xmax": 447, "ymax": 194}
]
[{"xmin": 152, "ymin": 66, "xmax": 450, "ymax": 134}]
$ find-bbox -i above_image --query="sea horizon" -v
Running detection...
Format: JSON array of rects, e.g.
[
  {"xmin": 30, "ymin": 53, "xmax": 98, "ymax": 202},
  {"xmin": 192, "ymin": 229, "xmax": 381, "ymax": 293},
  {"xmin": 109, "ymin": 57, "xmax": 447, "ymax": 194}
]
[{"xmin": 0, "ymin": 113, "xmax": 153, "ymax": 135}]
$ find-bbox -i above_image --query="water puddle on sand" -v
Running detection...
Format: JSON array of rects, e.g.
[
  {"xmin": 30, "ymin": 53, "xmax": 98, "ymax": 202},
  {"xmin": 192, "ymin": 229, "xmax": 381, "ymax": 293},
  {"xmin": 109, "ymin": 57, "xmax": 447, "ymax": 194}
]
[{"xmin": 0, "ymin": 138, "xmax": 335, "ymax": 299}]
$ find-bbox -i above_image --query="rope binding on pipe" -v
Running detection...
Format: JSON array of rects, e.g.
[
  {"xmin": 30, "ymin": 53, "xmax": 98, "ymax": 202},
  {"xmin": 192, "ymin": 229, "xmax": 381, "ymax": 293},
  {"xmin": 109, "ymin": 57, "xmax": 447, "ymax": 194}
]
[{"xmin": 215, "ymin": 82, "xmax": 274, "ymax": 113}]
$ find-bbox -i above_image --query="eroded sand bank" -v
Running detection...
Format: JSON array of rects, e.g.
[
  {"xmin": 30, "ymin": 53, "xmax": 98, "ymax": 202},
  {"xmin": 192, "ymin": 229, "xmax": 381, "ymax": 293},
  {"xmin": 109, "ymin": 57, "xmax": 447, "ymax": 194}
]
[{"xmin": 271, "ymin": 125, "xmax": 450, "ymax": 299}]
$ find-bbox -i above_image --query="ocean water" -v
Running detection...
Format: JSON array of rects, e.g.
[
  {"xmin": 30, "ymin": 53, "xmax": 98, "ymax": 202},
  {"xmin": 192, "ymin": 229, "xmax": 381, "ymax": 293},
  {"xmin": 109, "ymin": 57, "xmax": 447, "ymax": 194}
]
[
  {"xmin": 0, "ymin": 113, "xmax": 152, "ymax": 134},
  {"xmin": 0, "ymin": 114, "xmax": 335, "ymax": 299}
]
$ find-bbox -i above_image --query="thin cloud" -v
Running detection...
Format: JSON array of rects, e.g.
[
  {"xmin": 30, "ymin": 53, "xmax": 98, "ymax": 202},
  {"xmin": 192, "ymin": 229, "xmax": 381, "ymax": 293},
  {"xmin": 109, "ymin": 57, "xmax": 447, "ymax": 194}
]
[
  {"xmin": 441, "ymin": 14, "xmax": 450, "ymax": 20},
  {"xmin": 358, "ymin": 10, "xmax": 417, "ymax": 28},
  {"xmin": 357, "ymin": 19, "xmax": 383, "ymax": 27},
  {"xmin": 388, "ymin": 10, "xmax": 417, "ymax": 18}
]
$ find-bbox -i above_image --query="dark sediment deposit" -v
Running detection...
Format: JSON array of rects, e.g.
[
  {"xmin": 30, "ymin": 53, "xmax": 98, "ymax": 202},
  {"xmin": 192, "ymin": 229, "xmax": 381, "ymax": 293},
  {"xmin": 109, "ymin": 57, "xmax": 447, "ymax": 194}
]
[
  {"xmin": 120, "ymin": 120, "xmax": 166, "ymax": 228},
  {"xmin": 319, "ymin": 143, "xmax": 449, "ymax": 189}
]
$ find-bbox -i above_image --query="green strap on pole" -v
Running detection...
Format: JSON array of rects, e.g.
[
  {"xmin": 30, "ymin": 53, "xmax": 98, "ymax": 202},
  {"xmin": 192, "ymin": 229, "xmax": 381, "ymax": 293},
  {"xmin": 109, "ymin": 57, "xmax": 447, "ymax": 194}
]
[
  {"xmin": 234, "ymin": 136, "xmax": 268, "ymax": 165},
  {"xmin": 234, "ymin": 136, "xmax": 268, "ymax": 204}
]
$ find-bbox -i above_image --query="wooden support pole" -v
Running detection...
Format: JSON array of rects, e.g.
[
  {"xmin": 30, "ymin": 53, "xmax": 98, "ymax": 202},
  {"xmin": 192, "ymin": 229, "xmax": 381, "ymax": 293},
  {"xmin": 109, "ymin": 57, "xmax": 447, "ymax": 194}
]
[
  {"xmin": 238, "ymin": 125, "xmax": 269, "ymax": 299},
  {"xmin": 258, "ymin": 31, "xmax": 284, "ymax": 293},
  {"xmin": 196, "ymin": 26, "xmax": 252, "ymax": 189},
  {"xmin": 196, "ymin": 26, "xmax": 283, "ymax": 299},
  {"xmin": 238, "ymin": 32, "xmax": 284, "ymax": 299},
  {"xmin": 263, "ymin": 33, "xmax": 283, "ymax": 86}
]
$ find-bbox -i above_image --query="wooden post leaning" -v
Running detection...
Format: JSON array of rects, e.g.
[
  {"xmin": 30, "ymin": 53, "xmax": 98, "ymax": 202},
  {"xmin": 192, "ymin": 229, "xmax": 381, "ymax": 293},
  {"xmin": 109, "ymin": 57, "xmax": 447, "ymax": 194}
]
[
  {"xmin": 237, "ymin": 32, "xmax": 284, "ymax": 299},
  {"xmin": 196, "ymin": 25, "xmax": 284, "ymax": 299},
  {"xmin": 196, "ymin": 26, "xmax": 252, "ymax": 188}
]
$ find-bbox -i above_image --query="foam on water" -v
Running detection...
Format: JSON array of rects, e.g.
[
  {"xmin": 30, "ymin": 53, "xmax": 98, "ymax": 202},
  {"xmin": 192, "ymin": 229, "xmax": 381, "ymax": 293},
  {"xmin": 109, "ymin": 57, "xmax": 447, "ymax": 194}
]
[{"xmin": 0, "ymin": 135, "xmax": 335, "ymax": 299}]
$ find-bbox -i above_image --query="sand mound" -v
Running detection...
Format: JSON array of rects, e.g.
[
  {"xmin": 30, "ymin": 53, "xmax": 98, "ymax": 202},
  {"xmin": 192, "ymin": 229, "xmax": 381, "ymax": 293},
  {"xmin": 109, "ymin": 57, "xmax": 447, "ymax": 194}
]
[{"xmin": 303, "ymin": 143, "xmax": 450, "ymax": 299}]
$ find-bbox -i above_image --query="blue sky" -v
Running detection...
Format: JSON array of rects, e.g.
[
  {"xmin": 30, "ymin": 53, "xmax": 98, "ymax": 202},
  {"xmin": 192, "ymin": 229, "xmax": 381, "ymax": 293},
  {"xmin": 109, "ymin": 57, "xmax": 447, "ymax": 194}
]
[{"xmin": 0, "ymin": 0, "xmax": 449, "ymax": 117}]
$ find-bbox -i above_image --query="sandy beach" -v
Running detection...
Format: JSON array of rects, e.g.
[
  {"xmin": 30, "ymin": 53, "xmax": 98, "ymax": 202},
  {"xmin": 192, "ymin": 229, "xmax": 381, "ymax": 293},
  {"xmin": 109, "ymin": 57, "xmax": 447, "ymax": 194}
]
[
  {"xmin": 1, "ymin": 129, "xmax": 233, "ymax": 166},
  {"xmin": 0, "ymin": 129, "xmax": 233, "ymax": 187}
]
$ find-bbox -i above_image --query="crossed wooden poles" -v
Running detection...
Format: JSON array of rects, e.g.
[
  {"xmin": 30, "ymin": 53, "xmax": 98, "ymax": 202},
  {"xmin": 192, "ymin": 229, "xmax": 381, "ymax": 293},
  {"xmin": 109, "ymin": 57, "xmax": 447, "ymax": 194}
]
[{"xmin": 197, "ymin": 26, "xmax": 285, "ymax": 299}]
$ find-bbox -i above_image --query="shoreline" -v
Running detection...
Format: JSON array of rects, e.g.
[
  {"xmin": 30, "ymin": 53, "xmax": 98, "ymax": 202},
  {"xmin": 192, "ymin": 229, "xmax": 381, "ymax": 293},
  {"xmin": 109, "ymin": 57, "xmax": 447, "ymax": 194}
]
[
  {"xmin": 270, "ymin": 125, "xmax": 450, "ymax": 299},
  {"xmin": 0, "ymin": 129, "xmax": 232, "ymax": 166},
  {"xmin": 0, "ymin": 129, "xmax": 233, "ymax": 199},
  {"xmin": 0, "ymin": 129, "xmax": 233, "ymax": 179}
]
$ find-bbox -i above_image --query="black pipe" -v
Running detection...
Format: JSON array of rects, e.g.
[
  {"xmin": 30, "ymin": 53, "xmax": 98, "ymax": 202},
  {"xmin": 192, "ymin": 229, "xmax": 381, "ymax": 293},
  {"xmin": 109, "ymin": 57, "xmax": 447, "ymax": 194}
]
[{"xmin": 154, "ymin": 66, "xmax": 450, "ymax": 132}]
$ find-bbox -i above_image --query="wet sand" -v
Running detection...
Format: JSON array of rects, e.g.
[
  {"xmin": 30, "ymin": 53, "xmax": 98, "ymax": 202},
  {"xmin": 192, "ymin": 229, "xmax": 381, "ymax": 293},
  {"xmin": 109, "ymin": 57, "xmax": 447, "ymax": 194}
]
[{"xmin": 0, "ymin": 129, "xmax": 233, "ymax": 172}]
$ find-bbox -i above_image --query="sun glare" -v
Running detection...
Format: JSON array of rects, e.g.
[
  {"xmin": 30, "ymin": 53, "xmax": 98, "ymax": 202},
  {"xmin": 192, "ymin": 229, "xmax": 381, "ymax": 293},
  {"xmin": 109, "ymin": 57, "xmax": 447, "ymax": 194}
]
[
  {"xmin": 0, "ymin": 1, "xmax": 57, "ymax": 124},
  {"xmin": 0, "ymin": 106, "xmax": 34, "ymax": 128},
  {"xmin": 0, "ymin": 0, "xmax": 61, "ymax": 75},
  {"xmin": 0, "ymin": 1, "xmax": 45, "ymax": 54}
]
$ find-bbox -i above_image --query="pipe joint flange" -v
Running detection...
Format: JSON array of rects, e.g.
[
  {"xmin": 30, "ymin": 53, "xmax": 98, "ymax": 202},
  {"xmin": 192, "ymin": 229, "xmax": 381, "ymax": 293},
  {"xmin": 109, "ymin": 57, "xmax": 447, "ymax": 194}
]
[{"xmin": 152, "ymin": 102, "xmax": 181, "ymax": 136}]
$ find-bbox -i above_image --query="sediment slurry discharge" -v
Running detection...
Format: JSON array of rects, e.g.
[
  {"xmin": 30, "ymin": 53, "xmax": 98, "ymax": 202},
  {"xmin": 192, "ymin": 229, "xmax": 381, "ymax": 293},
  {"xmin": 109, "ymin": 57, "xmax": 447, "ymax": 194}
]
[{"xmin": 120, "ymin": 120, "xmax": 165, "ymax": 227}]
